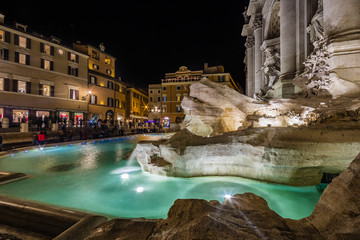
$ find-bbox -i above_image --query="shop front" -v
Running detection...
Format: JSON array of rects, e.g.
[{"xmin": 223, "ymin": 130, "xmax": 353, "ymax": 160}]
[
  {"xmin": 12, "ymin": 109, "xmax": 29, "ymax": 123},
  {"xmin": 74, "ymin": 112, "xmax": 84, "ymax": 127}
]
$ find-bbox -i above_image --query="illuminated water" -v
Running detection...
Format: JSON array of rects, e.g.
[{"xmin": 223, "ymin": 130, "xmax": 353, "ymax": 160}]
[{"xmin": 0, "ymin": 136, "xmax": 323, "ymax": 220}]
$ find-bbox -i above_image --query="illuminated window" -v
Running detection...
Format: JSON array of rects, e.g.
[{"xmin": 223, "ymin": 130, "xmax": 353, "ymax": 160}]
[
  {"xmin": 42, "ymin": 44, "xmax": 53, "ymax": 55},
  {"xmin": 42, "ymin": 85, "xmax": 51, "ymax": 96},
  {"xmin": 18, "ymin": 81, "xmax": 26, "ymax": 93},
  {"xmin": 16, "ymin": 52, "xmax": 29, "ymax": 65},
  {"xmin": 0, "ymin": 78, "xmax": 3, "ymax": 91},
  {"xmin": 0, "ymin": 31, "xmax": 5, "ymax": 42},
  {"xmin": 162, "ymin": 96, "xmax": 167, "ymax": 102},
  {"xmin": 69, "ymin": 52, "xmax": 78, "ymax": 62},
  {"xmin": 105, "ymin": 57, "xmax": 111, "ymax": 65},
  {"xmin": 19, "ymin": 36, "xmax": 27, "ymax": 48},
  {"xmin": 93, "ymin": 64, "xmax": 99, "ymax": 70},
  {"xmin": 176, "ymin": 95, "xmax": 181, "ymax": 101},
  {"xmin": 106, "ymin": 69, "xmax": 112, "ymax": 75},
  {"xmin": 41, "ymin": 59, "xmax": 53, "ymax": 70},
  {"xmin": 176, "ymin": 105, "xmax": 181, "ymax": 112}
]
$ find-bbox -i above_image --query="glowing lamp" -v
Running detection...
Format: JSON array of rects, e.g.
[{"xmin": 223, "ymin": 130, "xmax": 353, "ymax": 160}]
[
  {"xmin": 121, "ymin": 173, "xmax": 129, "ymax": 180},
  {"xmin": 224, "ymin": 194, "xmax": 232, "ymax": 200}
]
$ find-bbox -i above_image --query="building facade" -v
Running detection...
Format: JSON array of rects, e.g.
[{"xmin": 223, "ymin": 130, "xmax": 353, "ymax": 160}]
[
  {"xmin": 154, "ymin": 64, "xmax": 242, "ymax": 126},
  {"xmin": 0, "ymin": 14, "xmax": 89, "ymax": 127},
  {"xmin": 242, "ymin": 0, "xmax": 360, "ymax": 99},
  {"xmin": 73, "ymin": 43, "xmax": 127, "ymax": 124},
  {"xmin": 125, "ymin": 87, "xmax": 149, "ymax": 123},
  {"xmin": 148, "ymin": 84, "xmax": 162, "ymax": 123}
]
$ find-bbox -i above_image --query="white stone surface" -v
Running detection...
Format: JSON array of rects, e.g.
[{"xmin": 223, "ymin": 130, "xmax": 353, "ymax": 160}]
[{"xmin": 134, "ymin": 128, "xmax": 360, "ymax": 185}]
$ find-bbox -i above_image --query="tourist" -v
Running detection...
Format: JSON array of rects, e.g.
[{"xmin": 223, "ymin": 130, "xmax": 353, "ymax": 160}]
[
  {"xmin": 38, "ymin": 131, "xmax": 46, "ymax": 145},
  {"xmin": 32, "ymin": 132, "xmax": 39, "ymax": 145},
  {"xmin": 0, "ymin": 135, "xmax": 2, "ymax": 152}
]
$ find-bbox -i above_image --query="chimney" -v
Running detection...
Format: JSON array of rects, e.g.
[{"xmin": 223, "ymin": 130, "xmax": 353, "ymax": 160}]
[{"xmin": 0, "ymin": 13, "xmax": 4, "ymax": 24}]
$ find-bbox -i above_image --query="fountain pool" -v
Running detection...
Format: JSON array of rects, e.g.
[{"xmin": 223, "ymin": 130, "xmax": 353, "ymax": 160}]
[{"xmin": 0, "ymin": 136, "xmax": 323, "ymax": 220}]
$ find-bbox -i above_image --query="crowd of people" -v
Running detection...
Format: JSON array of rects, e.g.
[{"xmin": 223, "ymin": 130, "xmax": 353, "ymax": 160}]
[{"xmin": 28, "ymin": 119, "xmax": 163, "ymax": 148}]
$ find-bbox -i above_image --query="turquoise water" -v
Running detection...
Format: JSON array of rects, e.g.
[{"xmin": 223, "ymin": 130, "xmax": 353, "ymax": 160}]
[{"xmin": 0, "ymin": 136, "xmax": 322, "ymax": 220}]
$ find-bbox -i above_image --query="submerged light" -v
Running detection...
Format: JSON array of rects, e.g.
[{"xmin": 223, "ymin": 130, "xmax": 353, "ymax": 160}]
[
  {"xmin": 224, "ymin": 194, "xmax": 232, "ymax": 200},
  {"xmin": 121, "ymin": 173, "xmax": 129, "ymax": 180},
  {"xmin": 136, "ymin": 187, "xmax": 144, "ymax": 193}
]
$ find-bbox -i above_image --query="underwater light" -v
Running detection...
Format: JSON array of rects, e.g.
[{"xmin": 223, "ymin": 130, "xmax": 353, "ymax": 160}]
[
  {"xmin": 121, "ymin": 173, "xmax": 129, "ymax": 180},
  {"xmin": 224, "ymin": 194, "xmax": 232, "ymax": 200},
  {"xmin": 136, "ymin": 187, "xmax": 144, "ymax": 193}
]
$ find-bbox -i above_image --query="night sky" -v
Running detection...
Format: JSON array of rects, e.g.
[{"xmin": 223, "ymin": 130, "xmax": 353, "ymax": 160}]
[{"xmin": 1, "ymin": 1, "xmax": 249, "ymax": 90}]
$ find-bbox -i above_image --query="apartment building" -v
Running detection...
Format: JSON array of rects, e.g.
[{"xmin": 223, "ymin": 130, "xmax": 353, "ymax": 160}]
[
  {"xmin": 126, "ymin": 87, "xmax": 149, "ymax": 123},
  {"xmin": 0, "ymin": 14, "xmax": 88, "ymax": 127},
  {"xmin": 73, "ymin": 43, "xmax": 127, "ymax": 123},
  {"xmin": 148, "ymin": 84, "xmax": 162, "ymax": 123}
]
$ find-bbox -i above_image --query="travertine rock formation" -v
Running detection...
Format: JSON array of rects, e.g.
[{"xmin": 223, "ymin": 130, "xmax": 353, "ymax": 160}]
[
  {"xmin": 86, "ymin": 153, "xmax": 360, "ymax": 240},
  {"xmin": 134, "ymin": 127, "xmax": 360, "ymax": 186},
  {"xmin": 181, "ymin": 78, "xmax": 360, "ymax": 137}
]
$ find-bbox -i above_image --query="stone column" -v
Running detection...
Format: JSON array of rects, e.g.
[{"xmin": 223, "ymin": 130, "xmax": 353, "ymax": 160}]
[
  {"xmin": 245, "ymin": 36, "xmax": 255, "ymax": 97},
  {"xmin": 323, "ymin": 0, "xmax": 360, "ymax": 40},
  {"xmin": 323, "ymin": 0, "xmax": 360, "ymax": 83},
  {"xmin": 275, "ymin": 0, "xmax": 297, "ymax": 98},
  {"xmin": 253, "ymin": 16, "xmax": 263, "ymax": 94}
]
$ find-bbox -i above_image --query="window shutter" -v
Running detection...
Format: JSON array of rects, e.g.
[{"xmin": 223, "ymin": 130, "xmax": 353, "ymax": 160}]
[
  {"xmin": 15, "ymin": 52, "xmax": 19, "ymax": 63},
  {"xmin": 70, "ymin": 89, "xmax": 74, "ymax": 99},
  {"xmin": 26, "ymin": 38, "xmax": 31, "ymax": 49},
  {"xmin": 26, "ymin": 82, "xmax": 31, "ymax": 94},
  {"xmin": 26, "ymin": 55, "xmax": 30, "ymax": 65},
  {"xmin": 39, "ymin": 84, "xmax": 43, "ymax": 95},
  {"xmin": 50, "ymin": 86, "xmax": 55, "ymax": 97},
  {"xmin": 67, "ymin": 52, "xmax": 71, "ymax": 61},
  {"xmin": 95, "ymin": 95, "xmax": 97, "ymax": 104},
  {"xmin": 68, "ymin": 66, "xmax": 71, "ymax": 75},
  {"xmin": 13, "ymin": 80, "xmax": 18, "ymax": 92},
  {"xmin": 75, "ymin": 90, "xmax": 79, "ymax": 100},
  {"xmin": 40, "ymin": 43, "xmax": 44, "ymax": 53},
  {"xmin": 3, "ymin": 49, "xmax": 9, "ymax": 60},
  {"xmin": 107, "ymin": 98, "xmax": 110, "ymax": 106},
  {"xmin": 50, "ymin": 61, "xmax": 54, "ymax": 70},
  {"xmin": 75, "ymin": 68, "xmax": 78, "ymax": 77},
  {"xmin": 4, "ymin": 31, "xmax": 10, "ymax": 43},
  {"xmin": 4, "ymin": 78, "xmax": 10, "ymax": 91},
  {"xmin": 40, "ymin": 59, "xmax": 44, "ymax": 69},
  {"xmin": 14, "ymin": 34, "xmax": 19, "ymax": 46},
  {"xmin": 50, "ymin": 46, "xmax": 54, "ymax": 56},
  {"xmin": 76, "ymin": 55, "xmax": 79, "ymax": 63}
]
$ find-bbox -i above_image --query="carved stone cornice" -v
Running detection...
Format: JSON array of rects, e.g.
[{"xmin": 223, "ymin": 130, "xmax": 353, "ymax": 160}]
[{"xmin": 245, "ymin": 36, "xmax": 255, "ymax": 48}]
